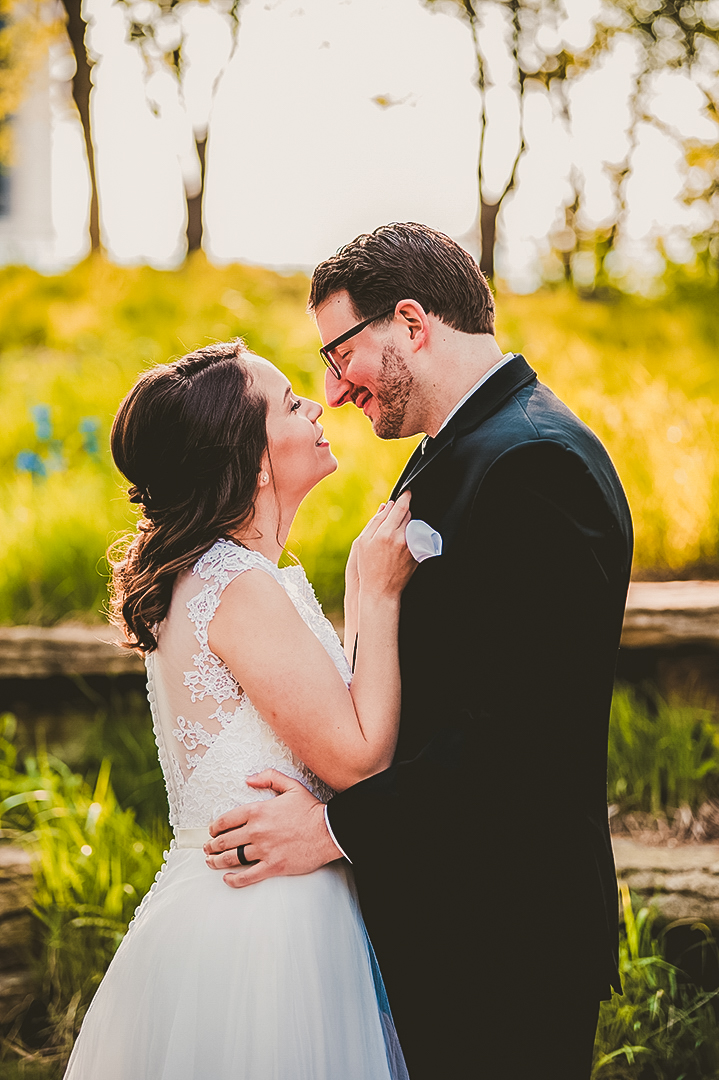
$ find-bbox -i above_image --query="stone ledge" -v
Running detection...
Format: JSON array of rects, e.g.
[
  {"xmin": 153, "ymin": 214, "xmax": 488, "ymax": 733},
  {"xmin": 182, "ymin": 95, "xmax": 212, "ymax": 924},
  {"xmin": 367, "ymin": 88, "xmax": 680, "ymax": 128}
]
[
  {"xmin": 622, "ymin": 581, "xmax": 719, "ymax": 649},
  {"xmin": 614, "ymin": 838, "xmax": 719, "ymax": 924},
  {"xmin": 0, "ymin": 623, "xmax": 144, "ymax": 678},
  {"xmin": 0, "ymin": 581, "xmax": 717, "ymax": 680}
]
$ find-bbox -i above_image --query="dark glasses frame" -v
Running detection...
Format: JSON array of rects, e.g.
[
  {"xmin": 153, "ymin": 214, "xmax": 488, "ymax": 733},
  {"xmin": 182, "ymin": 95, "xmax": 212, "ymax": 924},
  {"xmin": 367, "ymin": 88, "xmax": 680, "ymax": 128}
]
[{"xmin": 319, "ymin": 307, "xmax": 396, "ymax": 379}]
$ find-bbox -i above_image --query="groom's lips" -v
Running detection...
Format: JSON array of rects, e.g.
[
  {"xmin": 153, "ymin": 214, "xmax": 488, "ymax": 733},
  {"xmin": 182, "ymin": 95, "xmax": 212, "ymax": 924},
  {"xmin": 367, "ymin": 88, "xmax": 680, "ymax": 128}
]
[{"xmin": 355, "ymin": 390, "xmax": 373, "ymax": 414}]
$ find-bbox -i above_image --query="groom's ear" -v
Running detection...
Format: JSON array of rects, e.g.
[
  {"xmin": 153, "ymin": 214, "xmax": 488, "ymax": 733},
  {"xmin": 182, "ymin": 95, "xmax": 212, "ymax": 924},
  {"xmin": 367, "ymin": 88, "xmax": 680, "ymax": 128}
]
[{"xmin": 394, "ymin": 300, "xmax": 429, "ymax": 353}]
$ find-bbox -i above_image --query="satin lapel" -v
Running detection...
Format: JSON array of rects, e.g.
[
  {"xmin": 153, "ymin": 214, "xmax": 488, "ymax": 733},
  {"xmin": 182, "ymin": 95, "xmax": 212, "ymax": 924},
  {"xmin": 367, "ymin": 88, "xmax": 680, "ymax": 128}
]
[
  {"xmin": 390, "ymin": 441, "xmax": 425, "ymax": 501},
  {"xmin": 391, "ymin": 355, "xmax": 537, "ymax": 498},
  {"xmin": 391, "ymin": 428, "xmax": 454, "ymax": 498}
]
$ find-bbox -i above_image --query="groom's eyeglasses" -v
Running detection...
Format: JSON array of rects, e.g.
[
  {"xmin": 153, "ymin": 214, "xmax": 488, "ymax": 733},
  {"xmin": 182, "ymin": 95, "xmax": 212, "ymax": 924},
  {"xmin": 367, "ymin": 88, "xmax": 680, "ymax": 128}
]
[{"xmin": 319, "ymin": 308, "xmax": 396, "ymax": 379}]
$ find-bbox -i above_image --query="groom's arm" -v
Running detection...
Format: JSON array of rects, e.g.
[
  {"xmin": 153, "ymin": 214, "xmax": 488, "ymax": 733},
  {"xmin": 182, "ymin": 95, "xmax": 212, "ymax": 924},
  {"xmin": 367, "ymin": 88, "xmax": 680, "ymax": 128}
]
[
  {"xmin": 206, "ymin": 441, "xmax": 628, "ymax": 884},
  {"xmin": 325, "ymin": 440, "xmax": 630, "ymax": 869},
  {"xmin": 204, "ymin": 770, "xmax": 342, "ymax": 887}
]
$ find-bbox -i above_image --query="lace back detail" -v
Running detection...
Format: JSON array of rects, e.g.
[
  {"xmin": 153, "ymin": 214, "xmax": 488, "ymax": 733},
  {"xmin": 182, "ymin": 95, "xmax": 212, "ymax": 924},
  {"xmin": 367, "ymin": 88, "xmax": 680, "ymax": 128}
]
[{"xmin": 146, "ymin": 539, "xmax": 347, "ymax": 831}]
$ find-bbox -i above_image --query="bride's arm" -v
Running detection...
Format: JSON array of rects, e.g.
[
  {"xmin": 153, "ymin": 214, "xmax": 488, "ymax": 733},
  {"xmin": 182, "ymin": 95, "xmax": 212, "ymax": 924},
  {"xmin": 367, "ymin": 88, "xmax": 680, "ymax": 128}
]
[
  {"xmin": 343, "ymin": 538, "xmax": 359, "ymax": 667},
  {"xmin": 208, "ymin": 495, "xmax": 415, "ymax": 792}
]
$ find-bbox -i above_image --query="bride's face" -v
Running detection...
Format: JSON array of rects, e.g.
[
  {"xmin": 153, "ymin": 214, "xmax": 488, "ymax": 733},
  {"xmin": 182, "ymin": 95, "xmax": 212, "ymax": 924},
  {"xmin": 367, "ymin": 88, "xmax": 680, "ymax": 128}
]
[{"xmin": 250, "ymin": 357, "xmax": 338, "ymax": 504}]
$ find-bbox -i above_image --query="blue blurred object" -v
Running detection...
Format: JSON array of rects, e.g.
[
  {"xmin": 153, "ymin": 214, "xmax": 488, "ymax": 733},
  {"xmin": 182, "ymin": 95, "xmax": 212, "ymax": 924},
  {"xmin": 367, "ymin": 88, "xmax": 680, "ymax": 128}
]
[
  {"xmin": 16, "ymin": 450, "xmax": 47, "ymax": 477},
  {"xmin": 31, "ymin": 405, "xmax": 52, "ymax": 441},
  {"xmin": 79, "ymin": 417, "xmax": 100, "ymax": 457}
]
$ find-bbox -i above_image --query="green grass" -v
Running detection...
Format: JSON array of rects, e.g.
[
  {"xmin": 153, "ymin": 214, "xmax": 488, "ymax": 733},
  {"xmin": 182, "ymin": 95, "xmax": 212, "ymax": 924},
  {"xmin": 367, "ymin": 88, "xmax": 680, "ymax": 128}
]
[
  {"xmin": 0, "ymin": 1065, "xmax": 59, "ymax": 1079},
  {"xmin": 608, "ymin": 686, "xmax": 719, "ymax": 815},
  {"xmin": 0, "ymin": 713, "xmax": 169, "ymax": 1067},
  {"xmin": 0, "ymin": 254, "xmax": 718, "ymax": 624},
  {"xmin": 592, "ymin": 887, "xmax": 719, "ymax": 1079}
]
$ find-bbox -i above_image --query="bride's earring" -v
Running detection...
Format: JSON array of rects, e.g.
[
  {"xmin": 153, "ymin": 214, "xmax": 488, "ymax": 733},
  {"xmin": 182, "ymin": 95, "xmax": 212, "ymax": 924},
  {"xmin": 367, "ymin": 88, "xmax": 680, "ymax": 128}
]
[{"xmin": 261, "ymin": 472, "xmax": 269, "ymax": 485}]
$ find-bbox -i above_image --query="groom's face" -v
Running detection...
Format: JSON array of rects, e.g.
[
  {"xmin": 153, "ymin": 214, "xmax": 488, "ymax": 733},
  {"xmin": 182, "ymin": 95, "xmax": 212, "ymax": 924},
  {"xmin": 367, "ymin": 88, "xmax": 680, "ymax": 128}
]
[{"xmin": 316, "ymin": 291, "xmax": 416, "ymax": 440}]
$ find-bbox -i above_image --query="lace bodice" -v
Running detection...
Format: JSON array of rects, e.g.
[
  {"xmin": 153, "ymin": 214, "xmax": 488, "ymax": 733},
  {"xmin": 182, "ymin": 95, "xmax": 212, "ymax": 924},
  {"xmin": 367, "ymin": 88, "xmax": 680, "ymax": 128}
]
[{"xmin": 147, "ymin": 539, "xmax": 350, "ymax": 831}]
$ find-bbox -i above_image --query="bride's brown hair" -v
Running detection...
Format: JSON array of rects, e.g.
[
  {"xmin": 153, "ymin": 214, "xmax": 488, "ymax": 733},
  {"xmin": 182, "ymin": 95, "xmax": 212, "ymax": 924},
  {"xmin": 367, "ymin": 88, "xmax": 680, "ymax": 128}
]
[{"xmin": 109, "ymin": 340, "xmax": 268, "ymax": 653}]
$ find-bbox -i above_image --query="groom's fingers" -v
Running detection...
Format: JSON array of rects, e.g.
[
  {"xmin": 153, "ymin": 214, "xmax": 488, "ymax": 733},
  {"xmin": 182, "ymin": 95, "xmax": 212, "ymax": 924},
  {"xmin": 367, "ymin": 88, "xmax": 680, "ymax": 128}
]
[
  {"xmin": 223, "ymin": 863, "xmax": 273, "ymax": 889},
  {"xmin": 208, "ymin": 806, "xmax": 250, "ymax": 839},
  {"xmin": 205, "ymin": 820, "xmax": 248, "ymax": 848},
  {"xmin": 206, "ymin": 771, "xmax": 305, "ymax": 851},
  {"xmin": 204, "ymin": 832, "xmax": 252, "ymax": 865},
  {"xmin": 245, "ymin": 769, "xmax": 307, "ymax": 796}
]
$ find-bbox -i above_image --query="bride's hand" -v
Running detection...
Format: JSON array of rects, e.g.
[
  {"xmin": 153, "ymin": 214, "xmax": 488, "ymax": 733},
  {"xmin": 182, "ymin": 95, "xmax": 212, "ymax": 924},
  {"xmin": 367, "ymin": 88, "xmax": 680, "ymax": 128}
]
[{"xmin": 355, "ymin": 491, "xmax": 417, "ymax": 599}]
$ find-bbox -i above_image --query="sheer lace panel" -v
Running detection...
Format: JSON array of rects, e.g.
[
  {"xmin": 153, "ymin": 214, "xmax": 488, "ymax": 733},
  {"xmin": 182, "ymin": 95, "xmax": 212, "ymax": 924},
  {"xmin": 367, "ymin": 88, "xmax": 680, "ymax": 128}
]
[{"xmin": 146, "ymin": 539, "xmax": 348, "ymax": 830}]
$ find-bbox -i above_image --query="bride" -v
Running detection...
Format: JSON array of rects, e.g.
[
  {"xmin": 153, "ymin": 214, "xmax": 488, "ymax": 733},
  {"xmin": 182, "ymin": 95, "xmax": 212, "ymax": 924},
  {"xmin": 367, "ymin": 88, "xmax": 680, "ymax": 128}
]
[{"xmin": 63, "ymin": 339, "xmax": 415, "ymax": 1080}]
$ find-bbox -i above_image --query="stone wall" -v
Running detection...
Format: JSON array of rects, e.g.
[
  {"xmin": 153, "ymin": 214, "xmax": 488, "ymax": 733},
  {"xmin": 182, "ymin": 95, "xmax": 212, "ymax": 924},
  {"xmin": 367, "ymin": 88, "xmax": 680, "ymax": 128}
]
[
  {"xmin": 0, "ymin": 844, "xmax": 37, "ymax": 1018},
  {"xmin": 614, "ymin": 838, "xmax": 719, "ymax": 926}
]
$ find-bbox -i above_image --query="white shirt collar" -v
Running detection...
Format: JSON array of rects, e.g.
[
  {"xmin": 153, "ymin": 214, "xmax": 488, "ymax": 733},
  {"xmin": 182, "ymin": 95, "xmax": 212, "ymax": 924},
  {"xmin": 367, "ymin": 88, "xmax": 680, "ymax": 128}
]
[{"xmin": 435, "ymin": 352, "xmax": 517, "ymax": 436}]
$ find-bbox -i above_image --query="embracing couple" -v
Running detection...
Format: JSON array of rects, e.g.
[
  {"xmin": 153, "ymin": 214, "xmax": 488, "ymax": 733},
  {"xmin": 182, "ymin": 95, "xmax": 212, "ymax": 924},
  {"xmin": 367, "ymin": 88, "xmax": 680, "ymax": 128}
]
[{"xmin": 64, "ymin": 223, "xmax": 633, "ymax": 1080}]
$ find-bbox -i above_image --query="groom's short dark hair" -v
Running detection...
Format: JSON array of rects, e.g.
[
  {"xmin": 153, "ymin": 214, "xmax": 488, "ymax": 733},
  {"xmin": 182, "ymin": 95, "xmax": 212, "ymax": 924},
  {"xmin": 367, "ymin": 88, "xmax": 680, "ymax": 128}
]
[{"xmin": 309, "ymin": 222, "xmax": 495, "ymax": 335}]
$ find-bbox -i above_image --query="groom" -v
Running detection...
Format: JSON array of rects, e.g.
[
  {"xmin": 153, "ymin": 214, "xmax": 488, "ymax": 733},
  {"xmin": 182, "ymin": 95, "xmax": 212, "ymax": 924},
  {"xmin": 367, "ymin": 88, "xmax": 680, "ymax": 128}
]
[{"xmin": 204, "ymin": 223, "xmax": 633, "ymax": 1079}]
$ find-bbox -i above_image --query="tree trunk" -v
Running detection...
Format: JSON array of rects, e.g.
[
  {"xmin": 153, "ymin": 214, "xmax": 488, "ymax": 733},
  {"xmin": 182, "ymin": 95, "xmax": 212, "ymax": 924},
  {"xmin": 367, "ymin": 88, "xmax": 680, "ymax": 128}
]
[
  {"xmin": 479, "ymin": 197, "xmax": 500, "ymax": 281},
  {"xmin": 186, "ymin": 134, "xmax": 207, "ymax": 254},
  {"xmin": 60, "ymin": 0, "xmax": 100, "ymax": 252}
]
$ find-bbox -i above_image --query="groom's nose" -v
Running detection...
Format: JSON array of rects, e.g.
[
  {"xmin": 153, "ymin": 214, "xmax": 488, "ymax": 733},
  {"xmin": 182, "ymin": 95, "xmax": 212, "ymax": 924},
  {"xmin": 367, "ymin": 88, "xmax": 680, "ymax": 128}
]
[{"xmin": 324, "ymin": 367, "xmax": 351, "ymax": 409}]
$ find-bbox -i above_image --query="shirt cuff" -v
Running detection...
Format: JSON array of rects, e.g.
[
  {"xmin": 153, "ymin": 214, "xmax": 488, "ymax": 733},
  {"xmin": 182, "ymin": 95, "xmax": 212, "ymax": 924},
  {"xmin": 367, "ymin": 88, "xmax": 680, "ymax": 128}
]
[{"xmin": 324, "ymin": 804, "xmax": 353, "ymax": 864}]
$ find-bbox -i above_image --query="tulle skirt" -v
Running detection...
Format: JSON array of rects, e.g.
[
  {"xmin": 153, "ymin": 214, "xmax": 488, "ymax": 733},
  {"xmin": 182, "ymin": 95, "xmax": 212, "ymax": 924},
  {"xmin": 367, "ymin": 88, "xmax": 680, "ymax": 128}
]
[{"xmin": 63, "ymin": 849, "xmax": 408, "ymax": 1080}]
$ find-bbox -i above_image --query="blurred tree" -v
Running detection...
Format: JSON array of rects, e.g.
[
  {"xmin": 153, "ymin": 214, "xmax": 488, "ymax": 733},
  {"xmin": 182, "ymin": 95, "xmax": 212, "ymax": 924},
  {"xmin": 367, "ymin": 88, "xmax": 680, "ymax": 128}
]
[
  {"xmin": 542, "ymin": 0, "xmax": 719, "ymax": 291},
  {"xmin": 0, "ymin": 0, "xmax": 102, "ymax": 253},
  {"xmin": 587, "ymin": 0, "xmax": 719, "ymax": 280},
  {"xmin": 422, "ymin": 0, "xmax": 577, "ymax": 280},
  {"xmin": 59, "ymin": 0, "xmax": 101, "ymax": 251},
  {"xmin": 122, "ymin": 0, "xmax": 245, "ymax": 254}
]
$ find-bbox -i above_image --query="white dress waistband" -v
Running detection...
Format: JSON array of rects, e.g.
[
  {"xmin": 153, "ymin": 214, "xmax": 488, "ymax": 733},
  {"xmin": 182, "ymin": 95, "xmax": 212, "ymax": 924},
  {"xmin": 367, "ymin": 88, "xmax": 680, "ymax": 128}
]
[{"xmin": 174, "ymin": 828, "xmax": 210, "ymax": 849}]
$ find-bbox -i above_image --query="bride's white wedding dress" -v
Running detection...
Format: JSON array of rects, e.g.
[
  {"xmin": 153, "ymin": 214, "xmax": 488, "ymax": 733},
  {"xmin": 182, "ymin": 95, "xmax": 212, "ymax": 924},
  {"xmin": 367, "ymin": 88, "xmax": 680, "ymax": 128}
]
[{"xmin": 64, "ymin": 539, "xmax": 408, "ymax": 1080}]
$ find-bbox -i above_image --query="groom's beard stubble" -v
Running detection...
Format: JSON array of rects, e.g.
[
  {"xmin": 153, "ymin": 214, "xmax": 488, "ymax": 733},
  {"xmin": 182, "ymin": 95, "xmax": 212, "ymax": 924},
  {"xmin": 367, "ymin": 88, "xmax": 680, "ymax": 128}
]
[{"xmin": 373, "ymin": 344, "xmax": 414, "ymax": 440}]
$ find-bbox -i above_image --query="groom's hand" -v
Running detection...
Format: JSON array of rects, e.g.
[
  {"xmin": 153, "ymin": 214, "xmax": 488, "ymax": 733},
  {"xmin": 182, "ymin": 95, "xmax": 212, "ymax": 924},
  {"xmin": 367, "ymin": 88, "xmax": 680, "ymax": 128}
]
[{"xmin": 203, "ymin": 770, "xmax": 342, "ymax": 889}]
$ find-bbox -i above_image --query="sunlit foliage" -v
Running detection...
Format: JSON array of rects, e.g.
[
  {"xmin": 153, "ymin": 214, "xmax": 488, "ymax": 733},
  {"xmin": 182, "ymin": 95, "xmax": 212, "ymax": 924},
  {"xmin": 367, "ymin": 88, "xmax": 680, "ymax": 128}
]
[{"xmin": 0, "ymin": 254, "xmax": 716, "ymax": 627}]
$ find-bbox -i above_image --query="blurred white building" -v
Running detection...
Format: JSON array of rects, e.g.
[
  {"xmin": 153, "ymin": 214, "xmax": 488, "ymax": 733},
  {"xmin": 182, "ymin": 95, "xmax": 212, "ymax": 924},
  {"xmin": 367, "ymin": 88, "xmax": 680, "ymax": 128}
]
[{"xmin": 0, "ymin": 56, "xmax": 55, "ymax": 267}]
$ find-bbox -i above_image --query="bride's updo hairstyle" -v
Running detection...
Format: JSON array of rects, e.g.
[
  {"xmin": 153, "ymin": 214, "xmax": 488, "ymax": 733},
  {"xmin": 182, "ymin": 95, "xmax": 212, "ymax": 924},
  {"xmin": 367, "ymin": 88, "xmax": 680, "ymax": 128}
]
[{"xmin": 109, "ymin": 339, "xmax": 268, "ymax": 653}]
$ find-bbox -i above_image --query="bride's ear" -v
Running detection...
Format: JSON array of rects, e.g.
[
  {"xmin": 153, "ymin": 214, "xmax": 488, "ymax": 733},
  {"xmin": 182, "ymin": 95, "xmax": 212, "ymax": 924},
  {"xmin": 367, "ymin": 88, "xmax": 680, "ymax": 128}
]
[{"xmin": 257, "ymin": 454, "xmax": 271, "ymax": 489}]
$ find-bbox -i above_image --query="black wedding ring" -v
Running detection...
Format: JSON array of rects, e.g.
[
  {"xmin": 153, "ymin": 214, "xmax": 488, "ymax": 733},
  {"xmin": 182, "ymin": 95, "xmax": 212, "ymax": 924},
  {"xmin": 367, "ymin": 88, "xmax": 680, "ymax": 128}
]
[{"xmin": 236, "ymin": 844, "xmax": 251, "ymax": 866}]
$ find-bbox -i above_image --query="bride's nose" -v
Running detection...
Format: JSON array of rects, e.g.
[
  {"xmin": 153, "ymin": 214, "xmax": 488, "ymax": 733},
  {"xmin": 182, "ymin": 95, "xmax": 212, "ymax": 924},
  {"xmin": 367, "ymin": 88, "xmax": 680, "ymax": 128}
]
[{"xmin": 308, "ymin": 399, "xmax": 323, "ymax": 421}]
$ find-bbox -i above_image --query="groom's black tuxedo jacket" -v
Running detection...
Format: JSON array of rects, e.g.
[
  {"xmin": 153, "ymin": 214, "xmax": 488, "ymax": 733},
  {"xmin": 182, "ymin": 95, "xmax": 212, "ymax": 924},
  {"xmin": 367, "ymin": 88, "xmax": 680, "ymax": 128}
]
[{"xmin": 327, "ymin": 355, "xmax": 633, "ymax": 1009}]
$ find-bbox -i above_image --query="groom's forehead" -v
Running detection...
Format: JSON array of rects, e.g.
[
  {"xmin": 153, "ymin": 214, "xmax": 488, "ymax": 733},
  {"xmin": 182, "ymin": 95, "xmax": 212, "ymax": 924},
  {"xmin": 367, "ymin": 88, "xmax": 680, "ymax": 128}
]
[{"xmin": 315, "ymin": 291, "xmax": 356, "ymax": 337}]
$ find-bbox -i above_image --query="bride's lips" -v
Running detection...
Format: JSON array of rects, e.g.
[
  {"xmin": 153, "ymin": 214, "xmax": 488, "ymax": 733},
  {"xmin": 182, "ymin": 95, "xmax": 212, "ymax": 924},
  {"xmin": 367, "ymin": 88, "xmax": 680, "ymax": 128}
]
[{"xmin": 315, "ymin": 427, "xmax": 330, "ymax": 447}]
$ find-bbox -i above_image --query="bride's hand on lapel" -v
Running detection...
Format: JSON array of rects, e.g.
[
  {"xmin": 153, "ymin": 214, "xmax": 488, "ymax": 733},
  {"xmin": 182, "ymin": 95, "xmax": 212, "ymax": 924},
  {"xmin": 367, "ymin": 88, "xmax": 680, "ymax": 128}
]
[
  {"xmin": 355, "ymin": 491, "xmax": 417, "ymax": 600},
  {"xmin": 344, "ymin": 492, "xmax": 415, "ymax": 665}
]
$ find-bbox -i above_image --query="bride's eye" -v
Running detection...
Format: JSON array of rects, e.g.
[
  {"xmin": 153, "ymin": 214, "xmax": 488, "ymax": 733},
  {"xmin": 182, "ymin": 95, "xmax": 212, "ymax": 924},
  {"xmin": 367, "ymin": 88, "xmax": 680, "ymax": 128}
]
[{"xmin": 290, "ymin": 398, "xmax": 301, "ymax": 412}]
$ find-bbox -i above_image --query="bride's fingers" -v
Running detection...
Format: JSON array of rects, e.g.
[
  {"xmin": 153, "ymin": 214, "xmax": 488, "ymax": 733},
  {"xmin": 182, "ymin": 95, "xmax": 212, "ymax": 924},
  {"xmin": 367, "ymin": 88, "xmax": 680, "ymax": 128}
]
[
  {"xmin": 361, "ymin": 500, "xmax": 394, "ymax": 538},
  {"xmin": 376, "ymin": 492, "xmax": 413, "ymax": 538}
]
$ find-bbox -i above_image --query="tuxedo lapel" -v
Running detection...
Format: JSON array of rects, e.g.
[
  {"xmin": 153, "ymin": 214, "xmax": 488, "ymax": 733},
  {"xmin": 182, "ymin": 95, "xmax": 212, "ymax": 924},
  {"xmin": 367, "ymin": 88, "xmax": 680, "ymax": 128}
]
[
  {"xmin": 390, "ymin": 430, "xmax": 452, "ymax": 499},
  {"xmin": 391, "ymin": 355, "xmax": 537, "ymax": 499},
  {"xmin": 390, "ymin": 441, "xmax": 425, "ymax": 500}
]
